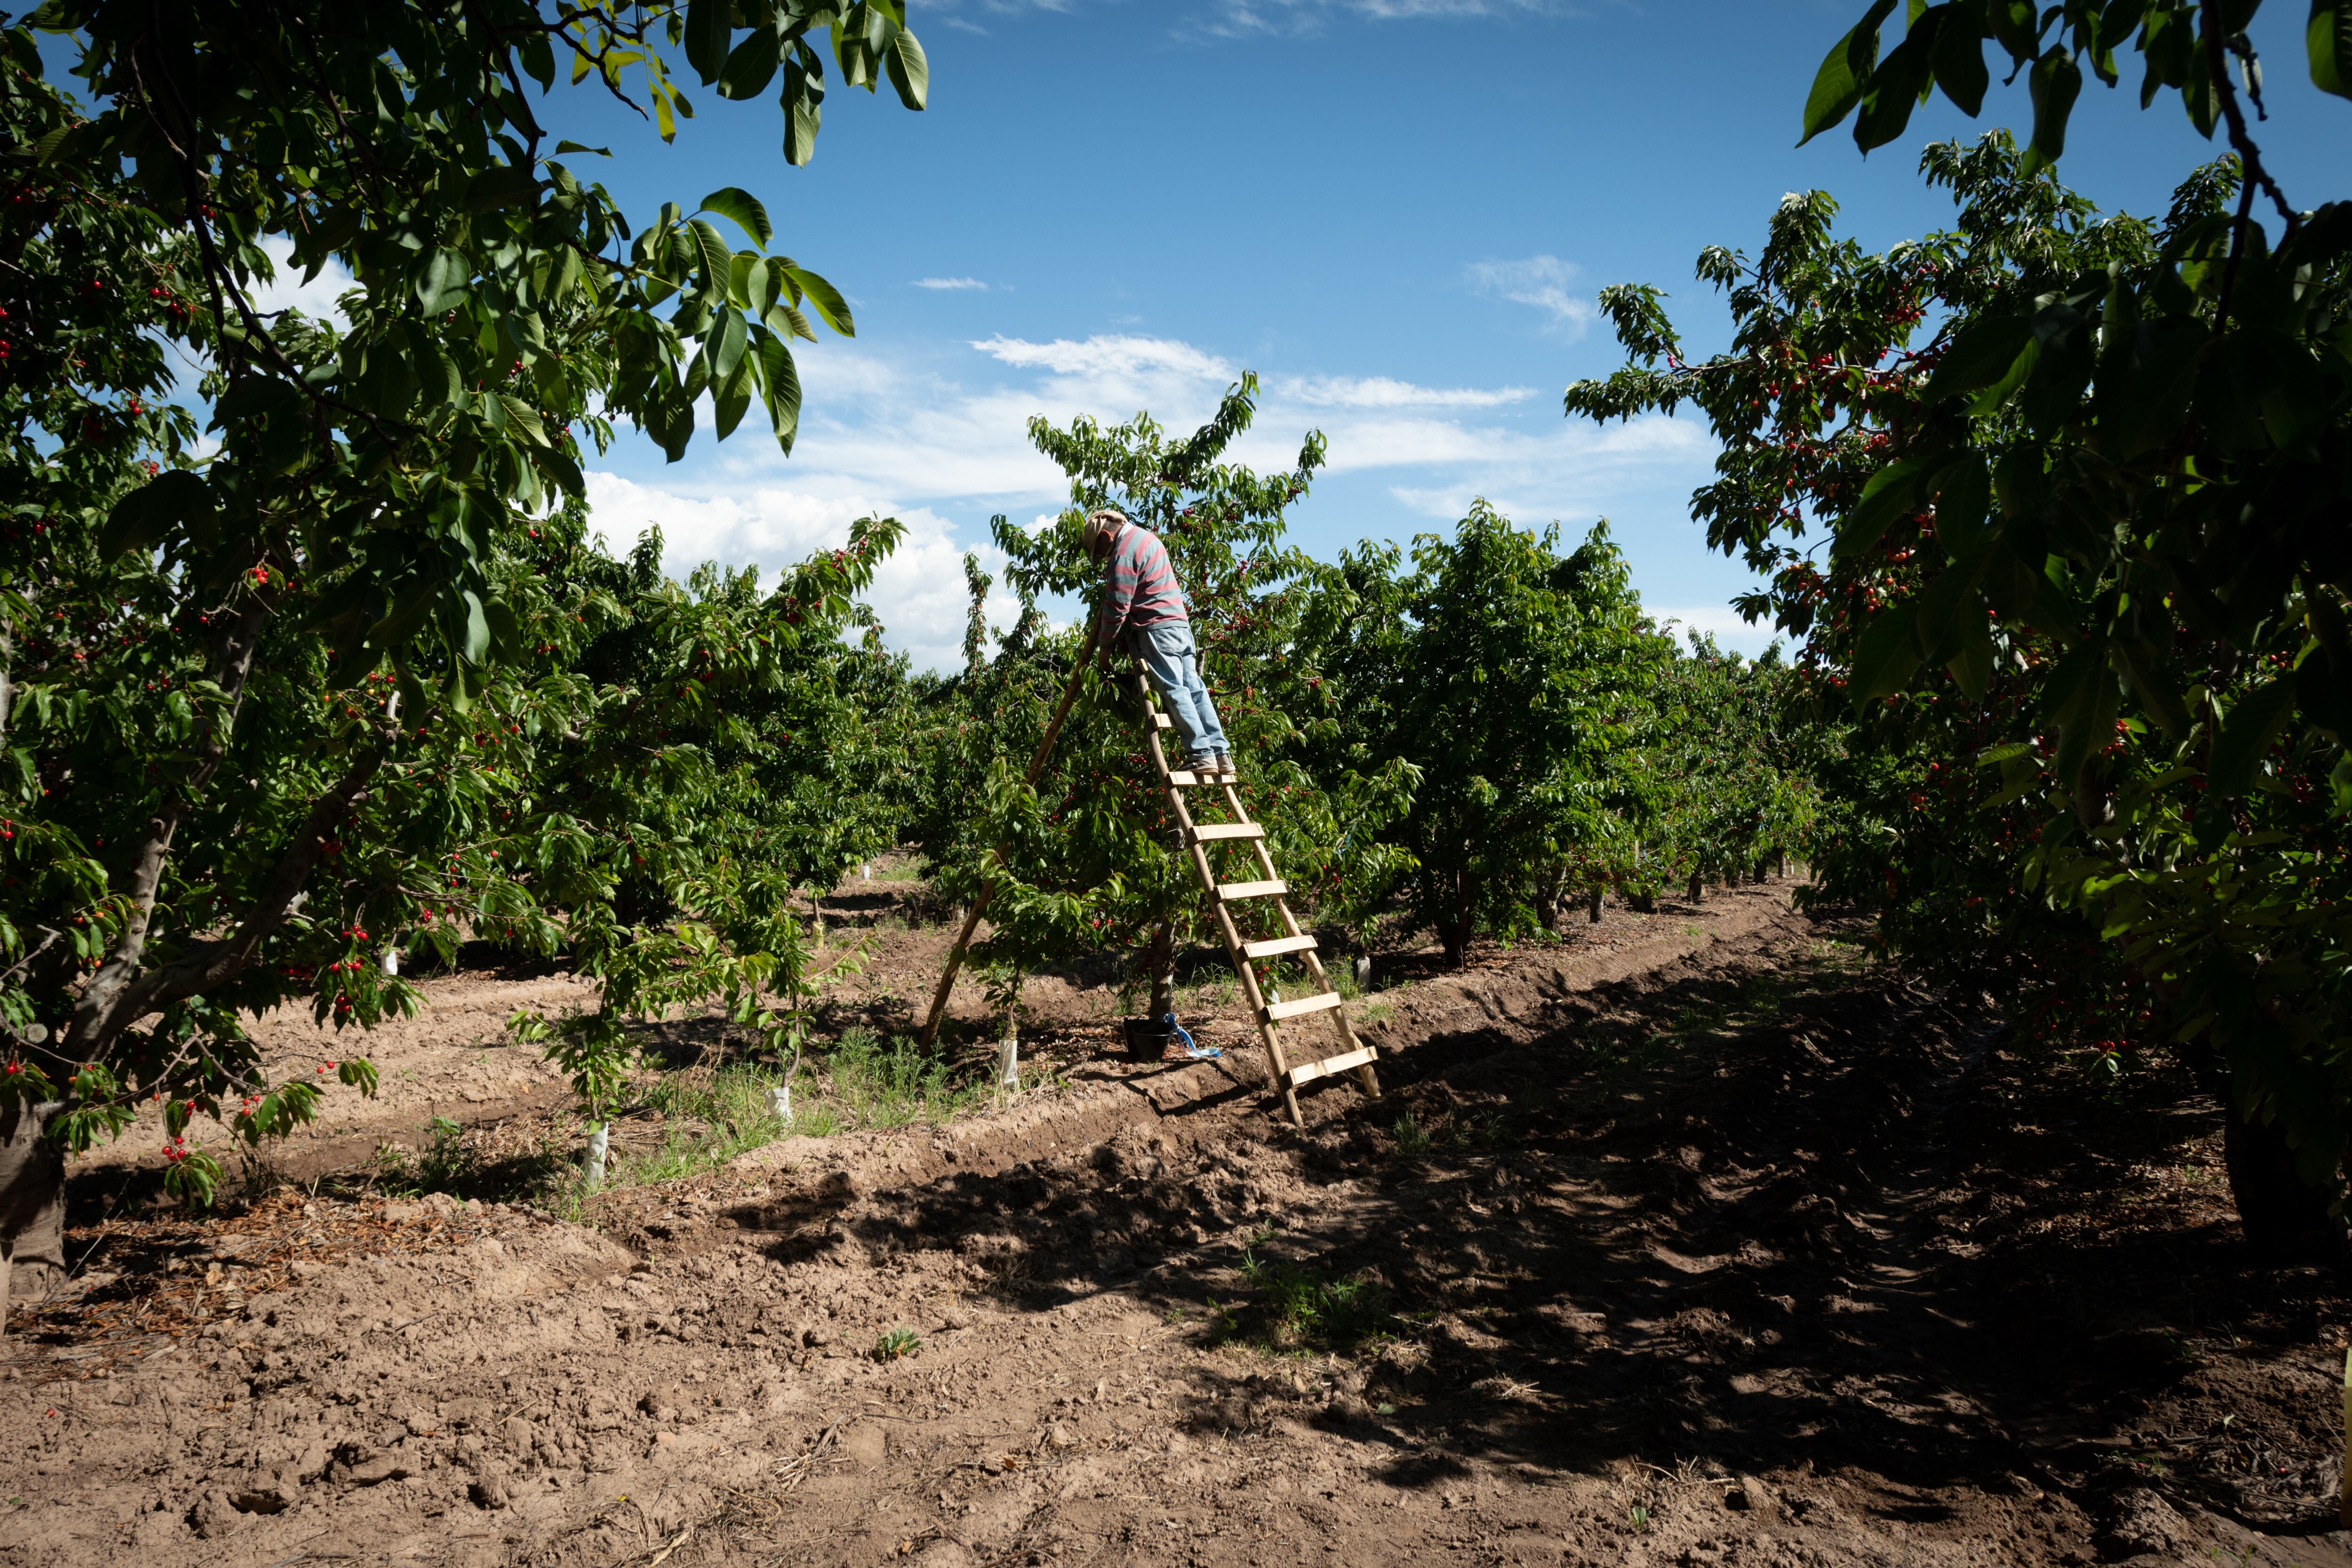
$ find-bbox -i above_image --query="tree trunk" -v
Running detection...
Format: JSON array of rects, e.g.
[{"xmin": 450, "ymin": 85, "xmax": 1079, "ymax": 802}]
[
  {"xmin": 1144, "ymin": 919, "xmax": 1177, "ymax": 1019},
  {"xmin": 1436, "ymin": 867, "xmax": 1476, "ymax": 967},
  {"xmin": 2223, "ymin": 1108, "xmax": 2342, "ymax": 1264},
  {"xmin": 1686, "ymin": 872, "xmax": 1705, "ymax": 904},
  {"xmin": 1587, "ymin": 887, "xmax": 1604, "ymax": 923},
  {"xmin": 0, "ymin": 1100, "xmax": 66, "ymax": 1337},
  {"xmin": 1532, "ymin": 866, "xmax": 1563, "ymax": 931}
]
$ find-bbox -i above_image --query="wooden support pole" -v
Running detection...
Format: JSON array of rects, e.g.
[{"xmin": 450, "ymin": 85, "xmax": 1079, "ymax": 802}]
[{"xmin": 916, "ymin": 624, "xmax": 1102, "ymax": 1049}]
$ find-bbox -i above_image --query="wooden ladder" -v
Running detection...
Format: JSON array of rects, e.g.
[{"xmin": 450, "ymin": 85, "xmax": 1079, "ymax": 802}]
[{"xmin": 1133, "ymin": 670, "xmax": 1381, "ymax": 1129}]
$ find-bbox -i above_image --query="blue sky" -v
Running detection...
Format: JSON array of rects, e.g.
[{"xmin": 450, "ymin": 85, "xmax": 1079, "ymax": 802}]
[{"xmin": 249, "ymin": 2, "xmax": 2340, "ymax": 669}]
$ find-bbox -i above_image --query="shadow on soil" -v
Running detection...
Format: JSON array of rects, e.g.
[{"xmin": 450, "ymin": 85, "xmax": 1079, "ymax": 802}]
[{"xmin": 802, "ymin": 909, "xmax": 2306, "ymax": 1517}]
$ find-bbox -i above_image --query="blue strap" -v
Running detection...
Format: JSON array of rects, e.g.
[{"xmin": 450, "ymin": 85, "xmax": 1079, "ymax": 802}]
[{"xmin": 1163, "ymin": 1013, "xmax": 1220, "ymax": 1059}]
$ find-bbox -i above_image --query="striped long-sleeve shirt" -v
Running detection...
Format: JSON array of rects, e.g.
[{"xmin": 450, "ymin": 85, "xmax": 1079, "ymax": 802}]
[{"xmin": 1096, "ymin": 521, "xmax": 1188, "ymax": 643}]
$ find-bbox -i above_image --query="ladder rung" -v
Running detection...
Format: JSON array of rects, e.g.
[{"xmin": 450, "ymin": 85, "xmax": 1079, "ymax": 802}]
[
  {"xmin": 1166, "ymin": 771, "xmax": 1212, "ymax": 786},
  {"xmin": 1287, "ymin": 1044, "xmax": 1377, "ymax": 1089},
  {"xmin": 1151, "ymin": 711, "xmax": 1173, "ymax": 729},
  {"xmin": 1216, "ymin": 878, "xmax": 1287, "ymax": 901},
  {"xmin": 1242, "ymin": 934, "xmax": 1318, "ymax": 960},
  {"xmin": 1192, "ymin": 823, "xmax": 1263, "ymax": 842},
  {"xmin": 1261, "ymin": 991, "xmax": 1342, "ymax": 1023}
]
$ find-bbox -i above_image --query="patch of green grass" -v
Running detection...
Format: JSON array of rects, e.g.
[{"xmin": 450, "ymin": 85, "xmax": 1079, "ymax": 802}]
[
  {"xmin": 1227, "ymin": 1233, "xmax": 1396, "ymax": 1353},
  {"xmin": 1391, "ymin": 1111, "xmax": 1431, "ymax": 1159},
  {"xmin": 417, "ymin": 1114, "xmax": 473, "ymax": 1187},
  {"xmin": 818, "ymin": 1026, "xmax": 989, "ymax": 1130},
  {"xmin": 1439, "ymin": 1111, "xmax": 1513, "ymax": 1151},
  {"xmin": 615, "ymin": 1063, "xmax": 801, "ymax": 1185}
]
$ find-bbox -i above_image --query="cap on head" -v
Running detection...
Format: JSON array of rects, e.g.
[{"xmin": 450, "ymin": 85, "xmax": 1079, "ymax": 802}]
[{"xmin": 1083, "ymin": 508, "xmax": 1128, "ymax": 562}]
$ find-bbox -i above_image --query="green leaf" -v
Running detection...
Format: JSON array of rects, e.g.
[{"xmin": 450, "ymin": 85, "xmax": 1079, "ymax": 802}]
[
  {"xmin": 1987, "ymin": 0, "xmax": 2042, "ymax": 61},
  {"xmin": 1834, "ymin": 454, "xmax": 1954, "ymax": 566},
  {"xmin": 1801, "ymin": 0, "xmax": 1900, "ymax": 144},
  {"xmin": 1947, "ymin": 608, "xmax": 1994, "ymax": 698},
  {"xmin": 462, "ymin": 163, "xmax": 537, "ymax": 213},
  {"xmin": 1913, "ymin": 544, "xmax": 1989, "ymax": 667},
  {"xmin": 717, "ymin": 27, "xmax": 779, "ymax": 100},
  {"xmin": 714, "ymin": 377, "xmax": 752, "ymax": 440},
  {"xmin": 2312, "ymin": 0, "xmax": 2352, "ymax": 98},
  {"xmin": 1851, "ymin": 598, "xmax": 1924, "ymax": 701},
  {"xmin": 1925, "ymin": 311, "xmax": 2034, "ymax": 400},
  {"xmin": 685, "ymin": 0, "xmax": 731, "ymax": 84},
  {"xmin": 539, "ymin": 443, "xmax": 585, "ymax": 497},
  {"xmin": 782, "ymin": 55, "xmax": 824, "ymax": 166},
  {"xmin": 2209, "ymin": 674, "xmax": 2298, "ymax": 795},
  {"xmin": 100, "ymin": 470, "xmax": 213, "ymax": 557},
  {"xmin": 2091, "ymin": 315, "xmax": 2208, "ymax": 461},
  {"xmin": 760, "ymin": 335, "xmax": 802, "ymax": 453},
  {"xmin": 784, "ymin": 266, "xmax": 854, "ymax": 336},
  {"xmin": 766, "ymin": 302, "xmax": 816, "ymax": 342},
  {"xmin": 885, "ymin": 27, "xmax": 929, "ymax": 110},
  {"xmin": 497, "ymin": 394, "xmax": 548, "ymax": 448},
  {"xmin": 710, "ymin": 306, "xmax": 749, "ymax": 385},
  {"xmin": 1930, "ymin": 5, "xmax": 1991, "ymax": 112},
  {"xmin": 2021, "ymin": 47, "xmax": 2082, "ymax": 172},
  {"xmin": 414, "ymin": 247, "xmax": 471, "ymax": 315},
  {"xmin": 2115, "ymin": 640, "xmax": 2192, "ymax": 738},
  {"xmin": 209, "ymin": 374, "xmax": 300, "ymax": 431},
  {"xmin": 1934, "ymin": 452, "xmax": 1992, "ymax": 556},
  {"xmin": 688, "ymin": 218, "xmax": 735, "ymax": 286},
  {"xmin": 519, "ymin": 30, "xmax": 555, "ymax": 92},
  {"xmin": 1854, "ymin": 19, "xmax": 1935, "ymax": 151},
  {"xmin": 698, "ymin": 186, "xmax": 774, "ymax": 248}
]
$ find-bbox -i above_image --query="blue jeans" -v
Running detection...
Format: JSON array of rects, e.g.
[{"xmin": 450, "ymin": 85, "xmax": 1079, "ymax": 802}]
[{"xmin": 1128, "ymin": 621, "xmax": 1228, "ymax": 757}]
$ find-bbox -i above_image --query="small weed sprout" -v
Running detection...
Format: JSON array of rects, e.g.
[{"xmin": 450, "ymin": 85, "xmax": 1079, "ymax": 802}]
[
  {"xmin": 1236, "ymin": 1231, "xmax": 1394, "ymax": 1352},
  {"xmin": 874, "ymin": 1327, "xmax": 923, "ymax": 1361},
  {"xmin": 418, "ymin": 1115, "xmax": 474, "ymax": 1189},
  {"xmin": 1628, "ymin": 1504, "xmax": 1653, "ymax": 1533},
  {"xmin": 1393, "ymin": 1111, "xmax": 1431, "ymax": 1159}
]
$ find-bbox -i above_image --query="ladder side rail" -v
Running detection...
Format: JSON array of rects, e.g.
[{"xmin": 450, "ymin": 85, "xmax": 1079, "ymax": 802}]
[
  {"xmin": 1203, "ymin": 885, "xmax": 1304, "ymax": 1127},
  {"xmin": 1137, "ymin": 661, "xmax": 1304, "ymax": 1125},
  {"xmin": 1235, "ymin": 789, "xmax": 1384, "ymax": 1102}
]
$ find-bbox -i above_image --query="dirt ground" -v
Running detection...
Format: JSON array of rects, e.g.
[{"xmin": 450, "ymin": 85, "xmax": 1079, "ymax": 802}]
[{"xmin": 8, "ymin": 877, "xmax": 2352, "ymax": 1568}]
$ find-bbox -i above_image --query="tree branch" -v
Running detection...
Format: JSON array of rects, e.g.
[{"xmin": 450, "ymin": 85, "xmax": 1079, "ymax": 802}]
[
  {"xmin": 80, "ymin": 736, "xmax": 394, "ymax": 1047},
  {"xmin": 2199, "ymin": 3, "xmax": 2300, "ymax": 309},
  {"xmin": 59, "ymin": 591, "xmax": 272, "ymax": 1061}
]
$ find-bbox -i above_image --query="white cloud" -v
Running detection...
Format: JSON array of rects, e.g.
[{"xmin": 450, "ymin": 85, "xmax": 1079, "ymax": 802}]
[
  {"xmin": 971, "ymin": 334, "xmax": 1235, "ymax": 383},
  {"xmin": 1192, "ymin": 0, "xmax": 1564, "ymax": 38},
  {"xmin": 1648, "ymin": 604, "xmax": 1785, "ymax": 658},
  {"xmin": 1275, "ymin": 374, "xmax": 1536, "ymax": 409},
  {"xmin": 1466, "ymin": 254, "xmax": 1594, "ymax": 338},
  {"xmin": 914, "ymin": 276, "xmax": 990, "ymax": 291},
  {"xmin": 588, "ymin": 329, "xmax": 1716, "ymax": 671},
  {"xmin": 251, "ymin": 235, "xmax": 356, "ymax": 327},
  {"xmin": 582, "ymin": 473, "xmax": 1015, "ymax": 675},
  {"xmin": 930, "ymin": 0, "xmax": 1568, "ymax": 40}
]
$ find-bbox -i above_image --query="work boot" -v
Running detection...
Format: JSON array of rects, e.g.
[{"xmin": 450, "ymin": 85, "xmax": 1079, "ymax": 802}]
[
  {"xmin": 1214, "ymin": 753, "xmax": 1237, "ymax": 779},
  {"xmin": 1183, "ymin": 750, "xmax": 1219, "ymax": 776}
]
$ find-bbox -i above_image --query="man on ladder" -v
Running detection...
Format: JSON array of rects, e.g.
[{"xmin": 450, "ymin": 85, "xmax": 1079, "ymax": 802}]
[
  {"xmin": 1084, "ymin": 508, "xmax": 1233, "ymax": 780},
  {"xmin": 921, "ymin": 504, "xmax": 1378, "ymax": 1129}
]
